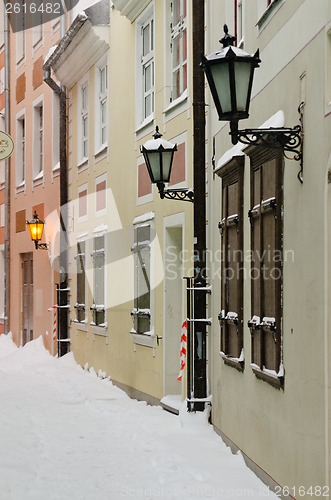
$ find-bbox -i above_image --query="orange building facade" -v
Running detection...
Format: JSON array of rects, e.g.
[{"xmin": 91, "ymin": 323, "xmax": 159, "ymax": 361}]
[{"xmin": 7, "ymin": 11, "xmax": 66, "ymax": 352}]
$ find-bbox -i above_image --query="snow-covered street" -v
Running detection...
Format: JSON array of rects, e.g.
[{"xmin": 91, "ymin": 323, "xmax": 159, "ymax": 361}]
[{"xmin": 0, "ymin": 334, "xmax": 277, "ymax": 500}]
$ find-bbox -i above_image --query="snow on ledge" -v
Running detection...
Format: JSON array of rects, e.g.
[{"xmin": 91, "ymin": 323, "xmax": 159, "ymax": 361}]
[{"xmin": 214, "ymin": 110, "xmax": 285, "ymax": 173}]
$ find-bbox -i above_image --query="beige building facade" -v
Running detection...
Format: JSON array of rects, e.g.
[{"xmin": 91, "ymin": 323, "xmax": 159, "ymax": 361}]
[{"xmin": 205, "ymin": 0, "xmax": 331, "ymax": 494}]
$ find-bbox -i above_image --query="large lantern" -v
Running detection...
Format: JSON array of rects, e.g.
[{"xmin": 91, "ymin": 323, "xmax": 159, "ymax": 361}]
[{"xmin": 201, "ymin": 25, "xmax": 260, "ymax": 141}]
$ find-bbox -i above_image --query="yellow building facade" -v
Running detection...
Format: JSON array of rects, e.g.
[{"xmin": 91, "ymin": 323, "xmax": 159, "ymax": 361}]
[{"xmin": 49, "ymin": 0, "xmax": 194, "ymax": 407}]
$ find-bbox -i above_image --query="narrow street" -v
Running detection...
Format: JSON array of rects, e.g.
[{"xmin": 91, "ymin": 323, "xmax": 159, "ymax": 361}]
[{"xmin": 0, "ymin": 334, "xmax": 277, "ymax": 500}]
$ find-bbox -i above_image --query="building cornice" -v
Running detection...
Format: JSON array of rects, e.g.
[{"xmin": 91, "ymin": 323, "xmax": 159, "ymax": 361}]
[{"xmin": 112, "ymin": 0, "xmax": 150, "ymax": 22}]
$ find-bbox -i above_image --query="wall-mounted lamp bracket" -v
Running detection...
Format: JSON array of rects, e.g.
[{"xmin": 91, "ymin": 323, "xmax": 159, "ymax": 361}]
[
  {"xmin": 34, "ymin": 242, "xmax": 49, "ymax": 250},
  {"xmin": 157, "ymin": 182, "xmax": 194, "ymax": 202},
  {"xmin": 230, "ymin": 102, "xmax": 304, "ymax": 182}
]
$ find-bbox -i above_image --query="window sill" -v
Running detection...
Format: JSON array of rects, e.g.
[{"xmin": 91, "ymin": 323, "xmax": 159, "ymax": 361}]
[
  {"xmin": 251, "ymin": 365, "xmax": 284, "ymax": 389},
  {"xmin": 221, "ymin": 353, "xmax": 244, "ymax": 372},
  {"xmin": 32, "ymin": 173, "xmax": 44, "ymax": 188},
  {"xmin": 15, "ymin": 182, "xmax": 26, "ymax": 195},
  {"xmin": 135, "ymin": 114, "xmax": 155, "ymax": 137},
  {"xmin": 256, "ymin": 0, "xmax": 284, "ymax": 29},
  {"xmin": 130, "ymin": 330, "xmax": 155, "ymax": 348},
  {"xmin": 94, "ymin": 145, "xmax": 108, "ymax": 164},
  {"xmin": 77, "ymin": 158, "xmax": 89, "ymax": 174},
  {"xmin": 72, "ymin": 320, "xmax": 88, "ymax": 332},
  {"xmin": 163, "ymin": 90, "xmax": 188, "ymax": 115},
  {"xmin": 92, "ymin": 324, "xmax": 108, "ymax": 337}
]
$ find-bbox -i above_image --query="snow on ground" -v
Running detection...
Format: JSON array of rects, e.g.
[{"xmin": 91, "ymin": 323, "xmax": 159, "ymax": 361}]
[{"xmin": 0, "ymin": 334, "xmax": 278, "ymax": 500}]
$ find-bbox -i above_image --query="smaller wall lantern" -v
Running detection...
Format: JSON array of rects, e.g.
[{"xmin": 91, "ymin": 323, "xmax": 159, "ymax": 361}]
[
  {"xmin": 141, "ymin": 126, "xmax": 194, "ymax": 202},
  {"xmin": 26, "ymin": 211, "xmax": 48, "ymax": 250}
]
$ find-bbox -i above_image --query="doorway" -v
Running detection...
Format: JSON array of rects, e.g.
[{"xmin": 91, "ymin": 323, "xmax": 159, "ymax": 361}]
[
  {"xmin": 163, "ymin": 216, "xmax": 184, "ymax": 398},
  {"xmin": 21, "ymin": 253, "xmax": 33, "ymax": 346}
]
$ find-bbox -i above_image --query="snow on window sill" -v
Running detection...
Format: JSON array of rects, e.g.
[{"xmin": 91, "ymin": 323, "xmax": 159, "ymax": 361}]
[
  {"xmin": 256, "ymin": 0, "xmax": 284, "ymax": 30},
  {"xmin": 163, "ymin": 89, "xmax": 188, "ymax": 115},
  {"xmin": 135, "ymin": 114, "xmax": 155, "ymax": 137},
  {"xmin": 130, "ymin": 329, "xmax": 156, "ymax": 350},
  {"xmin": 251, "ymin": 364, "xmax": 284, "ymax": 389},
  {"xmin": 94, "ymin": 145, "xmax": 108, "ymax": 163},
  {"xmin": 220, "ymin": 351, "xmax": 244, "ymax": 372},
  {"xmin": 77, "ymin": 157, "xmax": 89, "ymax": 170},
  {"xmin": 15, "ymin": 181, "xmax": 26, "ymax": 195},
  {"xmin": 33, "ymin": 172, "xmax": 44, "ymax": 188}
]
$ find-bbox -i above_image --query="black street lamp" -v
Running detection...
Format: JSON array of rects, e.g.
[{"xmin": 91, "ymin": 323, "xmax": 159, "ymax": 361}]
[
  {"xmin": 201, "ymin": 25, "xmax": 304, "ymax": 179},
  {"xmin": 26, "ymin": 211, "xmax": 49, "ymax": 250},
  {"xmin": 141, "ymin": 127, "xmax": 194, "ymax": 202}
]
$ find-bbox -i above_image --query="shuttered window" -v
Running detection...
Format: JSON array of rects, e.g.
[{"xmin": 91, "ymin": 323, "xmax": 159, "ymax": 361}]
[
  {"xmin": 217, "ymin": 156, "xmax": 244, "ymax": 370},
  {"xmin": 75, "ymin": 241, "xmax": 86, "ymax": 323},
  {"xmin": 131, "ymin": 224, "xmax": 151, "ymax": 335},
  {"xmin": 247, "ymin": 149, "xmax": 283, "ymax": 386}
]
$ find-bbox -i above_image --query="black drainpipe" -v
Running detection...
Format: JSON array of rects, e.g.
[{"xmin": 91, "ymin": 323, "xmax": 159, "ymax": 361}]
[
  {"xmin": 191, "ymin": 0, "xmax": 207, "ymax": 411},
  {"xmin": 43, "ymin": 68, "xmax": 69, "ymax": 357}
]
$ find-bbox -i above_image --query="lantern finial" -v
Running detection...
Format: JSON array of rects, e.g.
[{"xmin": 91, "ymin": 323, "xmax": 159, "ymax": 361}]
[
  {"xmin": 220, "ymin": 24, "xmax": 236, "ymax": 47},
  {"xmin": 153, "ymin": 126, "xmax": 163, "ymax": 140}
]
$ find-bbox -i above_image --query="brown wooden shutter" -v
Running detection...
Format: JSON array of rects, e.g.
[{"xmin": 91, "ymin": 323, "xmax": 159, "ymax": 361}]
[
  {"xmin": 216, "ymin": 156, "xmax": 244, "ymax": 368},
  {"xmin": 247, "ymin": 148, "xmax": 283, "ymax": 382}
]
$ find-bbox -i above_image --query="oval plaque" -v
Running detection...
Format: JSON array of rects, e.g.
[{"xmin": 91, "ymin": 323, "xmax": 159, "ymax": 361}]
[{"xmin": 0, "ymin": 131, "xmax": 14, "ymax": 160}]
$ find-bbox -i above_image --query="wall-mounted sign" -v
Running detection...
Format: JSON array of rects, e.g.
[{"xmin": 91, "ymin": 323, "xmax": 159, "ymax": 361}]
[{"xmin": 0, "ymin": 131, "xmax": 14, "ymax": 161}]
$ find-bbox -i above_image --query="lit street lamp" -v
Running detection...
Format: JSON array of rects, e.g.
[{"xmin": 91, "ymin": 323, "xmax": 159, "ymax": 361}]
[{"xmin": 26, "ymin": 211, "xmax": 48, "ymax": 250}]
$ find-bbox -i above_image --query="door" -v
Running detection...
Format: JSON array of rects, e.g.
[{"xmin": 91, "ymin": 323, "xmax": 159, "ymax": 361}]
[
  {"xmin": 22, "ymin": 253, "xmax": 33, "ymax": 345},
  {"xmin": 164, "ymin": 225, "xmax": 183, "ymax": 396}
]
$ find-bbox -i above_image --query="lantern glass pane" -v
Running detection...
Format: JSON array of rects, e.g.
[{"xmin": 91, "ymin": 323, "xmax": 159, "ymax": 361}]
[
  {"xmin": 147, "ymin": 151, "xmax": 161, "ymax": 183},
  {"xmin": 210, "ymin": 62, "xmax": 232, "ymax": 114},
  {"xmin": 160, "ymin": 151, "xmax": 173, "ymax": 182},
  {"xmin": 234, "ymin": 61, "xmax": 252, "ymax": 112}
]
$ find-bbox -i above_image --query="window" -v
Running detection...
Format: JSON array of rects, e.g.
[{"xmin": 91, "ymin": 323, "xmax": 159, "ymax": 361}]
[
  {"xmin": 32, "ymin": 0, "xmax": 43, "ymax": 50},
  {"xmin": 78, "ymin": 81, "xmax": 88, "ymax": 162},
  {"xmin": 234, "ymin": 0, "xmax": 244, "ymax": 47},
  {"xmin": 75, "ymin": 241, "xmax": 86, "ymax": 323},
  {"xmin": 131, "ymin": 224, "xmax": 151, "ymax": 335},
  {"xmin": 136, "ymin": 7, "xmax": 155, "ymax": 126},
  {"xmin": 170, "ymin": 0, "xmax": 187, "ymax": 101},
  {"xmin": 247, "ymin": 149, "xmax": 283, "ymax": 386},
  {"xmin": 95, "ymin": 60, "xmax": 108, "ymax": 152},
  {"xmin": 16, "ymin": 112, "xmax": 26, "ymax": 186},
  {"xmin": 217, "ymin": 157, "xmax": 244, "ymax": 369},
  {"xmin": 142, "ymin": 18, "xmax": 154, "ymax": 120},
  {"xmin": 33, "ymin": 100, "xmax": 44, "ymax": 179},
  {"xmin": 52, "ymin": 93, "xmax": 60, "ymax": 172},
  {"xmin": 91, "ymin": 234, "xmax": 106, "ymax": 327},
  {"xmin": 16, "ymin": 5, "xmax": 25, "ymax": 64}
]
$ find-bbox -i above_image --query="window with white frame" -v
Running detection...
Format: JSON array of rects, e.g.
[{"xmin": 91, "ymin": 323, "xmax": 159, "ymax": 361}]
[
  {"xmin": 32, "ymin": 1, "xmax": 43, "ymax": 50},
  {"xmin": 91, "ymin": 234, "xmax": 106, "ymax": 327},
  {"xmin": 33, "ymin": 100, "xmax": 44, "ymax": 179},
  {"xmin": 52, "ymin": 93, "xmax": 60, "ymax": 171},
  {"xmin": 235, "ymin": 0, "xmax": 244, "ymax": 48},
  {"xmin": 170, "ymin": 0, "xmax": 187, "ymax": 101},
  {"xmin": 131, "ymin": 223, "xmax": 152, "ymax": 335},
  {"xmin": 75, "ymin": 240, "xmax": 86, "ymax": 323},
  {"xmin": 16, "ymin": 5, "xmax": 25, "ymax": 64},
  {"xmin": 95, "ymin": 60, "xmax": 108, "ymax": 152},
  {"xmin": 136, "ymin": 7, "xmax": 155, "ymax": 126},
  {"xmin": 78, "ymin": 80, "xmax": 89, "ymax": 162},
  {"xmin": 16, "ymin": 112, "xmax": 26, "ymax": 186}
]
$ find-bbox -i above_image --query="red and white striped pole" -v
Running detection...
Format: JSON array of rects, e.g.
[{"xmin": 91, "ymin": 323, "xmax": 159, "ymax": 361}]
[
  {"xmin": 48, "ymin": 305, "xmax": 57, "ymax": 341},
  {"xmin": 177, "ymin": 320, "xmax": 187, "ymax": 382}
]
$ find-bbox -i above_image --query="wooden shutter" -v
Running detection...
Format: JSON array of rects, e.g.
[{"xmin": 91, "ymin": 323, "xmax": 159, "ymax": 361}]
[
  {"xmin": 248, "ymin": 148, "xmax": 283, "ymax": 382},
  {"xmin": 217, "ymin": 156, "xmax": 244, "ymax": 368}
]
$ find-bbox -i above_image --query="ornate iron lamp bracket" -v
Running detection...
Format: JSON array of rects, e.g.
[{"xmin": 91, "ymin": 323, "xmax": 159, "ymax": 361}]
[
  {"xmin": 35, "ymin": 242, "xmax": 49, "ymax": 250},
  {"xmin": 157, "ymin": 182, "xmax": 194, "ymax": 202},
  {"xmin": 230, "ymin": 102, "xmax": 304, "ymax": 182}
]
